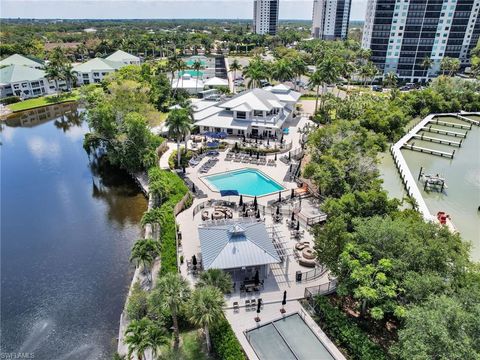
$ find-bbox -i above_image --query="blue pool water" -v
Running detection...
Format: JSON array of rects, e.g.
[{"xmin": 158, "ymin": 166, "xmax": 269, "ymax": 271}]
[{"xmin": 204, "ymin": 169, "xmax": 284, "ymax": 197}]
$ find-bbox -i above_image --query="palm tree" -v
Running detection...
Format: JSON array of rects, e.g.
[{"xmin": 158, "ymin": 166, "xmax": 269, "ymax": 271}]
[
  {"xmin": 383, "ymin": 71, "xmax": 398, "ymax": 89},
  {"xmin": 165, "ymin": 108, "xmax": 192, "ymax": 168},
  {"xmin": 61, "ymin": 64, "xmax": 77, "ymax": 91},
  {"xmin": 130, "ymin": 239, "xmax": 161, "ymax": 282},
  {"xmin": 124, "ymin": 318, "xmax": 151, "ymax": 360},
  {"xmin": 125, "ymin": 318, "xmax": 168, "ymax": 360},
  {"xmin": 421, "ymin": 57, "xmax": 433, "ymax": 83},
  {"xmin": 197, "ymin": 269, "xmax": 233, "ymax": 294},
  {"xmin": 243, "ymin": 56, "xmax": 268, "ymax": 88},
  {"xmin": 150, "ymin": 273, "xmax": 190, "ymax": 351},
  {"xmin": 441, "ymin": 57, "xmax": 461, "ymax": 76},
  {"xmin": 290, "ymin": 56, "xmax": 307, "ymax": 91},
  {"xmin": 45, "ymin": 62, "xmax": 62, "ymax": 95},
  {"xmin": 167, "ymin": 56, "xmax": 179, "ymax": 87},
  {"xmin": 229, "ymin": 59, "xmax": 242, "ymax": 93},
  {"xmin": 191, "ymin": 59, "xmax": 203, "ymax": 93},
  {"xmin": 308, "ymin": 55, "xmax": 339, "ymax": 113},
  {"xmin": 271, "ymin": 58, "xmax": 294, "ymax": 83},
  {"xmin": 187, "ymin": 286, "xmax": 225, "ymax": 353}
]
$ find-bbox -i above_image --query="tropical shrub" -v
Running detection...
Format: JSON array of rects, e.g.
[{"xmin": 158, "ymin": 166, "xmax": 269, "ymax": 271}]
[{"xmin": 210, "ymin": 316, "xmax": 246, "ymax": 360}]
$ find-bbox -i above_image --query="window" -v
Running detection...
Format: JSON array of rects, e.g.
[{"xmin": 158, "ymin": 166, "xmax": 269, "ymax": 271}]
[
  {"xmin": 93, "ymin": 72, "xmax": 99, "ymax": 77},
  {"xmin": 236, "ymin": 111, "xmax": 246, "ymax": 119},
  {"xmin": 254, "ymin": 110, "xmax": 263, "ymax": 117},
  {"xmin": 227, "ymin": 128, "xmax": 233, "ymax": 135}
]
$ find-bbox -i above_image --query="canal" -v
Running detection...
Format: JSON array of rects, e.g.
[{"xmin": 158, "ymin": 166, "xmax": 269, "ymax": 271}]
[
  {"xmin": 1, "ymin": 103, "xmax": 147, "ymax": 359},
  {"xmin": 379, "ymin": 115, "xmax": 480, "ymax": 261}
]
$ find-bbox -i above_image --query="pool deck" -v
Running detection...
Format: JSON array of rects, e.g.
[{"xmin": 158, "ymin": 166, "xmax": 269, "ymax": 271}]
[{"xmin": 174, "ymin": 115, "xmax": 346, "ymax": 359}]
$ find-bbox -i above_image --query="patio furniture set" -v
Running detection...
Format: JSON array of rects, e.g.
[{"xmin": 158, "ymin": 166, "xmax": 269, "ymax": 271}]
[
  {"xmin": 186, "ymin": 254, "xmax": 203, "ymax": 275},
  {"xmin": 232, "ymin": 297, "xmax": 263, "ymax": 313},
  {"xmin": 199, "ymin": 158, "xmax": 219, "ymax": 173},
  {"xmin": 201, "ymin": 206, "xmax": 234, "ymax": 221}
]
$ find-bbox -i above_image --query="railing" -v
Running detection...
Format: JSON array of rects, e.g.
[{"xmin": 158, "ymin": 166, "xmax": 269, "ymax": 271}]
[
  {"xmin": 298, "ymin": 264, "xmax": 328, "ymax": 283},
  {"xmin": 304, "ymin": 279, "xmax": 338, "ymax": 300}
]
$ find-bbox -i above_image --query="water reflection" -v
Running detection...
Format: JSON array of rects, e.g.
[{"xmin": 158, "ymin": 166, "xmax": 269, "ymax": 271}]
[{"xmin": 1, "ymin": 103, "xmax": 147, "ymax": 359}]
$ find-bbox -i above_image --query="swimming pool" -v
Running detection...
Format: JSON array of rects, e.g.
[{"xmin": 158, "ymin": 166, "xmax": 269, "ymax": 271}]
[
  {"xmin": 179, "ymin": 70, "xmax": 204, "ymax": 77},
  {"xmin": 203, "ymin": 169, "xmax": 284, "ymax": 197},
  {"xmin": 246, "ymin": 313, "xmax": 335, "ymax": 360}
]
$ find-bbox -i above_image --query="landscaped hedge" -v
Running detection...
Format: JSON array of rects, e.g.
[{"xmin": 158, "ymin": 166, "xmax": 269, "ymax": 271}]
[
  {"xmin": 0, "ymin": 96, "xmax": 21, "ymax": 105},
  {"xmin": 210, "ymin": 316, "xmax": 246, "ymax": 360},
  {"xmin": 145, "ymin": 167, "xmax": 189, "ymax": 275},
  {"xmin": 314, "ymin": 296, "xmax": 388, "ymax": 360}
]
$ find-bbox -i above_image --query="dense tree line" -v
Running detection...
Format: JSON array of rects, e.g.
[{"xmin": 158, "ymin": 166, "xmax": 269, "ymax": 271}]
[{"xmin": 304, "ymin": 76, "xmax": 480, "ymax": 359}]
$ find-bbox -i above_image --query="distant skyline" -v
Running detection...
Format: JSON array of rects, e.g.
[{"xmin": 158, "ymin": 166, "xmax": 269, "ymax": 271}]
[{"xmin": 1, "ymin": 0, "xmax": 368, "ymax": 21}]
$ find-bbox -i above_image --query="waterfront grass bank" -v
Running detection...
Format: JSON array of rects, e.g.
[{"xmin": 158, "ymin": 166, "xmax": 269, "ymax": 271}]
[{"xmin": 8, "ymin": 91, "xmax": 80, "ymax": 112}]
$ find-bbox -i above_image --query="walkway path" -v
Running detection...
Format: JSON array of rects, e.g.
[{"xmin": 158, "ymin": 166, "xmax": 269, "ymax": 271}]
[{"xmin": 159, "ymin": 142, "xmax": 177, "ymax": 170}]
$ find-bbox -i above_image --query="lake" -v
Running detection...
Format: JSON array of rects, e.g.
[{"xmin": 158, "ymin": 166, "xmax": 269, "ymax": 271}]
[{"xmin": 1, "ymin": 103, "xmax": 147, "ymax": 359}]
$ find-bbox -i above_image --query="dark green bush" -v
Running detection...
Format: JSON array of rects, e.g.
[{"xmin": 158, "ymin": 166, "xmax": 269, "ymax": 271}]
[
  {"xmin": 314, "ymin": 296, "xmax": 388, "ymax": 360},
  {"xmin": 0, "ymin": 96, "xmax": 21, "ymax": 105},
  {"xmin": 210, "ymin": 316, "xmax": 246, "ymax": 360}
]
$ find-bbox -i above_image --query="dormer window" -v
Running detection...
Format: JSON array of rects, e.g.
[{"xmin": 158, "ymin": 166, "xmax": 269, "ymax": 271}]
[
  {"xmin": 236, "ymin": 111, "xmax": 246, "ymax": 119},
  {"xmin": 254, "ymin": 110, "xmax": 263, "ymax": 117}
]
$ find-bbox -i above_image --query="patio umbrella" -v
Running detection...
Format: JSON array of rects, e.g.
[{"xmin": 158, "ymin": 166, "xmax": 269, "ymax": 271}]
[
  {"xmin": 192, "ymin": 183, "xmax": 196, "ymax": 193},
  {"xmin": 253, "ymin": 196, "xmax": 258, "ymax": 210},
  {"xmin": 255, "ymin": 298, "xmax": 262, "ymax": 322},
  {"xmin": 243, "ymin": 134, "xmax": 246, "ymax": 142},
  {"xmin": 289, "ymin": 164, "xmax": 292, "ymax": 172},
  {"xmin": 254, "ymin": 270, "xmax": 260, "ymax": 286},
  {"xmin": 192, "ymin": 255, "xmax": 198, "ymax": 270},
  {"xmin": 267, "ymin": 138, "xmax": 270, "ymax": 145},
  {"xmin": 280, "ymin": 134, "xmax": 284, "ymax": 143},
  {"xmin": 182, "ymin": 165, "xmax": 186, "ymax": 174},
  {"xmin": 234, "ymin": 142, "xmax": 238, "ymax": 150},
  {"xmin": 242, "ymin": 203, "xmax": 246, "ymax": 212},
  {"xmin": 239, "ymin": 195, "xmax": 243, "ymax": 206},
  {"xmin": 276, "ymin": 206, "xmax": 280, "ymax": 215},
  {"xmin": 256, "ymin": 209, "xmax": 260, "ymax": 219},
  {"xmin": 291, "ymin": 188, "xmax": 295, "ymax": 198},
  {"xmin": 256, "ymin": 152, "xmax": 260, "ymax": 159},
  {"xmin": 288, "ymin": 151, "xmax": 291, "ymax": 161},
  {"xmin": 296, "ymin": 220, "xmax": 300, "ymax": 231},
  {"xmin": 274, "ymin": 153, "xmax": 277, "ymax": 161},
  {"xmin": 291, "ymin": 212, "xmax": 295, "ymax": 221},
  {"xmin": 278, "ymin": 191, "xmax": 281, "ymax": 203},
  {"xmin": 281, "ymin": 290, "xmax": 287, "ymax": 313}
]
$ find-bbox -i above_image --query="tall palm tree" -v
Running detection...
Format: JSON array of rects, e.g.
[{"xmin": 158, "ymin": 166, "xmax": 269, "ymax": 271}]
[
  {"xmin": 191, "ymin": 59, "xmax": 203, "ymax": 93},
  {"xmin": 197, "ymin": 269, "xmax": 233, "ymax": 294},
  {"xmin": 130, "ymin": 238, "xmax": 161, "ymax": 282},
  {"xmin": 61, "ymin": 64, "xmax": 77, "ymax": 91},
  {"xmin": 149, "ymin": 273, "xmax": 190, "ymax": 351},
  {"xmin": 290, "ymin": 56, "xmax": 307, "ymax": 91},
  {"xmin": 187, "ymin": 286, "xmax": 225, "ymax": 353},
  {"xmin": 45, "ymin": 62, "xmax": 62, "ymax": 95},
  {"xmin": 148, "ymin": 321, "xmax": 169, "ymax": 358},
  {"xmin": 165, "ymin": 108, "xmax": 192, "ymax": 168},
  {"xmin": 229, "ymin": 59, "xmax": 242, "ymax": 93},
  {"xmin": 166, "ymin": 56, "xmax": 179, "ymax": 87},
  {"xmin": 421, "ymin": 57, "xmax": 433, "ymax": 83},
  {"xmin": 308, "ymin": 55, "xmax": 340, "ymax": 113},
  {"xmin": 243, "ymin": 56, "xmax": 268, "ymax": 88}
]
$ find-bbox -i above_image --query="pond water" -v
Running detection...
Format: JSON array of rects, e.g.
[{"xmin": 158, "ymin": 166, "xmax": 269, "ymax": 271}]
[
  {"xmin": 1, "ymin": 103, "xmax": 147, "ymax": 359},
  {"xmin": 379, "ymin": 115, "xmax": 480, "ymax": 261}
]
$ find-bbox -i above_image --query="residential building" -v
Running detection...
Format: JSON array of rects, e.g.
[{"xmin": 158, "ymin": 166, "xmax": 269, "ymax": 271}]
[
  {"xmin": 253, "ymin": 0, "xmax": 280, "ymax": 35},
  {"xmin": 105, "ymin": 50, "xmax": 141, "ymax": 65},
  {"xmin": 362, "ymin": 0, "xmax": 480, "ymax": 82},
  {"xmin": 193, "ymin": 84, "xmax": 301, "ymax": 138},
  {"xmin": 72, "ymin": 58, "xmax": 125, "ymax": 85},
  {"xmin": 198, "ymin": 220, "xmax": 281, "ymax": 281},
  {"xmin": 0, "ymin": 65, "xmax": 53, "ymax": 99},
  {"xmin": 311, "ymin": 0, "xmax": 352, "ymax": 40},
  {"xmin": 0, "ymin": 54, "xmax": 44, "ymax": 69}
]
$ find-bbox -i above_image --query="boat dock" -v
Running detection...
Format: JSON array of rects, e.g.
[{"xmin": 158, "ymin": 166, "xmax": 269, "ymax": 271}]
[{"xmin": 390, "ymin": 112, "xmax": 480, "ymax": 222}]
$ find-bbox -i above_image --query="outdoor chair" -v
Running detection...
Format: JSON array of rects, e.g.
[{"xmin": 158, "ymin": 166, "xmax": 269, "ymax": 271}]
[
  {"xmin": 250, "ymin": 299, "xmax": 256, "ymax": 309},
  {"xmin": 233, "ymin": 302, "xmax": 239, "ymax": 312},
  {"xmin": 245, "ymin": 300, "xmax": 250, "ymax": 309}
]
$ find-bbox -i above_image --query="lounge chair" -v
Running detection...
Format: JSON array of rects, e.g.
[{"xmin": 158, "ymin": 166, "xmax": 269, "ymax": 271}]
[
  {"xmin": 245, "ymin": 300, "xmax": 250, "ymax": 310},
  {"xmin": 250, "ymin": 299, "xmax": 256, "ymax": 309},
  {"xmin": 233, "ymin": 302, "xmax": 239, "ymax": 312}
]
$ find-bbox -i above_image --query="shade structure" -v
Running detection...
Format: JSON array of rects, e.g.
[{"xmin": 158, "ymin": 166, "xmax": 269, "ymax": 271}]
[{"xmin": 220, "ymin": 190, "xmax": 239, "ymax": 197}]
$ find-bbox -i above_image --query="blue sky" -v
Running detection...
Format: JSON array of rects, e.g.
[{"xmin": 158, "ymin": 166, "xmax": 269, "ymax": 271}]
[{"xmin": 1, "ymin": 0, "xmax": 368, "ymax": 20}]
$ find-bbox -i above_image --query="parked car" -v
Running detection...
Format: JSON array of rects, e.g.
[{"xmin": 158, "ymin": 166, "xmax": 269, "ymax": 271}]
[
  {"xmin": 372, "ymin": 85, "xmax": 383, "ymax": 92},
  {"xmin": 260, "ymin": 79, "xmax": 271, "ymax": 87}
]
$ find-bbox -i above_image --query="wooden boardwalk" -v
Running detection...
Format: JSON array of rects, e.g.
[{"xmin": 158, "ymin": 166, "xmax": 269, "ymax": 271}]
[{"xmin": 456, "ymin": 113, "xmax": 480, "ymax": 126}]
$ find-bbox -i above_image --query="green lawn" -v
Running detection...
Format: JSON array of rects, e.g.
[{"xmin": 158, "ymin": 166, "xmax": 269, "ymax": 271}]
[{"xmin": 8, "ymin": 91, "xmax": 80, "ymax": 112}]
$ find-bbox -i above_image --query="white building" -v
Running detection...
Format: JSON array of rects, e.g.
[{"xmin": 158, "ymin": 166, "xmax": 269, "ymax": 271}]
[
  {"xmin": 362, "ymin": 0, "xmax": 480, "ymax": 82},
  {"xmin": 0, "ymin": 65, "xmax": 54, "ymax": 99},
  {"xmin": 253, "ymin": 0, "xmax": 279, "ymax": 35},
  {"xmin": 0, "ymin": 54, "xmax": 45, "ymax": 69},
  {"xmin": 72, "ymin": 58, "xmax": 125, "ymax": 85},
  {"xmin": 311, "ymin": 0, "xmax": 352, "ymax": 40},
  {"xmin": 105, "ymin": 50, "xmax": 141, "ymax": 65},
  {"xmin": 193, "ymin": 84, "xmax": 300, "ymax": 138}
]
